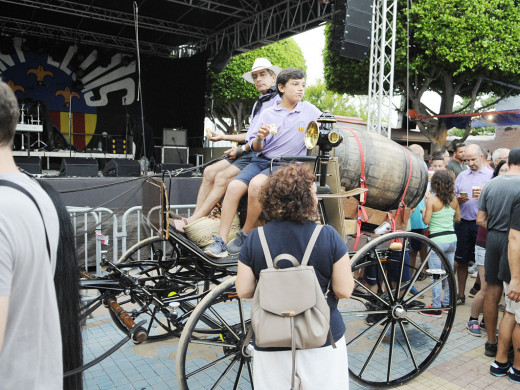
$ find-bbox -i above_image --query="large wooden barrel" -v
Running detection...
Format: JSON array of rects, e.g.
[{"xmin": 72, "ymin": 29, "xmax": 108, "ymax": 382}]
[{"xmin": 332, "ymin": 128, "xmax": 428, "ymax": 210}]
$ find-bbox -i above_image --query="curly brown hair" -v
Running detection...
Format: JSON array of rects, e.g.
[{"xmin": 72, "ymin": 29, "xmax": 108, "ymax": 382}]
[
  {"xmin": 259, "ymin": 163, "xmax": 317, "ymax": 223},
  {"xmin": 431, "ymin": 170, "xmax": 455, "ymax": 206}
]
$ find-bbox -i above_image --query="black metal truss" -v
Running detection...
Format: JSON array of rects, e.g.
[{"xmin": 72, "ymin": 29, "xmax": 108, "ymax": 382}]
[
  {"xmin": 0, "ymin": 0, "xmax": 338, "ymax": 59},
  {"xmin": 0, "ymin": 16, "xmax": 173, "ymax": 58},
  {"xmin": 205, "ymin": 0, "xmax": 336, "ymax": 56}
]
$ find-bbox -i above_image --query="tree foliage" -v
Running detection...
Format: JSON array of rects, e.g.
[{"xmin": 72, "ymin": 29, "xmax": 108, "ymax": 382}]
[
  {"xmin": 324, "ymin": 0, "xmax": 520, "ymax": 151},
  {"xmin": 304, "ymin": 79, "xmax": 368, "ymax": 120},
  {"xmin": 207, "ymin": 39, "xmax": 306, "ymax": 133}
]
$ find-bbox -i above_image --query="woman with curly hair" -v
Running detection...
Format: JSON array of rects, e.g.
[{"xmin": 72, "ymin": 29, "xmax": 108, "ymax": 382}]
[
  {"xmin": 420, "ymin": 170, "xmax": 461, "ymax": 316},
  {"xmin": 236, "ymin": 163, "xmax": 354, "ymax": 389}
]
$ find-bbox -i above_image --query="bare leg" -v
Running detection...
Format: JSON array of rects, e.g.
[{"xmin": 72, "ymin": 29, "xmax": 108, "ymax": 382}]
[
  {"xmin": 172, "ymin": 160, "xmax": 235, "ymax": 232},
  {"xmin": 470, "ymin": 265, "xmax": 487, "ymax": 318},
  {"xmin": 218, "ymin": 180, "xmax": 249, "ymax": 243},
  {"xmin": 485, "ymin": 283, "xmax": 504, "ymax": 344},
  {"xmin": 187, "ymin": 165, "xmax": 240, "ymax": 223},
  {"xmin": 241, "ymin": 174, "xmax": 268, "ymax": 234},
  {"xmin": 457, "ymin": 261, "xmax": 468, "ymax": 297},
  {"xmin": 496, "ymin": 311, "xmax": 515, "ymax": 363},
  {"xmin": 513, "ymin": 323, "xmax": 520, "ymax": 370},
  {"xmin": 195, "ymin": 159, "xmax": 230, "ymax": 213}
]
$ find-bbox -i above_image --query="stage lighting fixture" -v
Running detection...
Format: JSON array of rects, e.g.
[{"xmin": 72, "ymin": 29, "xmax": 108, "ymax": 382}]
[
  {"xmin": 73, "ymin": 79, "xmax": 84, "ymax": 91},
  {"xmin": 97, "ymin": 49, "xmax": 111, "ymax": 68}
]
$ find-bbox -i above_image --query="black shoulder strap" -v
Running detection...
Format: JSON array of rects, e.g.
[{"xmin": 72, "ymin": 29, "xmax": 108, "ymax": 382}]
[{"xmin": 0, "ymin": 179, "xmax": 51, "ymax": 261}]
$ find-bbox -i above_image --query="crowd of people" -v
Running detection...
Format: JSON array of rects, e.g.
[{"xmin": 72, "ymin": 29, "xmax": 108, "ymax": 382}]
[
  {"xmin": 409, "ymin": 143, "xmax": 520, "ymax": 382},
  {"xmin": 173, "ymin": 57, "xmax": 520, "ymax": 386},
  {"xmin": 2, "ymin": 52, "xmax": 520, "ymax": 387}
]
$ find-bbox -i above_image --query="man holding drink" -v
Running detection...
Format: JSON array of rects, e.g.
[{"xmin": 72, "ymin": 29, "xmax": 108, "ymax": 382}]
[{"xmin": 454, "ymin": 144, "xmax": 493, "ymax": 306}]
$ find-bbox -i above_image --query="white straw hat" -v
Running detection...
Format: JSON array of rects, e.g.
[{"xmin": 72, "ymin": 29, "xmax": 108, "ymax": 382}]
[{"xmin": 242, "ymin": 58, "xmax": 282, "ymax": 83}]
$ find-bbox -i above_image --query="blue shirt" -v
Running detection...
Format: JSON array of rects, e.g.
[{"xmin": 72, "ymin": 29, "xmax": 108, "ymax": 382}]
[
  {"xmin": 454, "ymin": 166, "xmax": 493, "ymax": 220},
  {"xmin": 248, "ymin": 101, "xmax": 322, "ymax": 159},
  {"xmin": 239, "ymin": 220, "xmax": 348, "ymax": 349},
  {"xmin": 410, "ymin": 198, "xmax": 427, "ymax": 230}
]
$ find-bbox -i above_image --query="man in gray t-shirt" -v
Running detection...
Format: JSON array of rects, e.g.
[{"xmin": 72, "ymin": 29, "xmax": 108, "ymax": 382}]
[
  {"xmin": 478, "ymin": 171, "xmax": 520, "ymax": 282},
  {"xmin": 0, "ymin": 81, "xmax": 62, "ymax": 389},
  {"xmin": 477, "ymin": 147, "xmax": 520, "ymax": 360}
]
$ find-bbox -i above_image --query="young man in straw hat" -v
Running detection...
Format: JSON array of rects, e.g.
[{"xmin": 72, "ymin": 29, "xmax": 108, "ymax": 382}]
[{"xmin": 172, "ymin": 57, "xmax": 281, "ymax": 232}]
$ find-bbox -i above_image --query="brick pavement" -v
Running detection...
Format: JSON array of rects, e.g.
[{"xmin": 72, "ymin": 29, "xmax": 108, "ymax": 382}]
[{"xmin": 83, "ymin": 281, "xmax": 513, "ymax": 389}]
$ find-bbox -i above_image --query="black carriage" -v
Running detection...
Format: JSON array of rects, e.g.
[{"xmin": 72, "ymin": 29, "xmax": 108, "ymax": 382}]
[{"xmin": 78, "ymin": 115, "xmax": 456, "ymax": 388}]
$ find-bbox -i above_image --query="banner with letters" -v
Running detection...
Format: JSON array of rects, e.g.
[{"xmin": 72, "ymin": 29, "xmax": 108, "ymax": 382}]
[{"xmin": 0, "ymin": 37, "xmax": 206, "ymax": 156}]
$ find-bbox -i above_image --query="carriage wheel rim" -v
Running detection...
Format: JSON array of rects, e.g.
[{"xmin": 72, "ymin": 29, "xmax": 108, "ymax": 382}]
[{"xmin": 343, "ymin": 231, "xmax": 456, "ymax": 387}]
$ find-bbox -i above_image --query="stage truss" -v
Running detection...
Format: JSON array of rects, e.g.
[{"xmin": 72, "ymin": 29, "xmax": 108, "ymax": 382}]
[
  {"xmin": 367, "ymin": 0, "xmax": 398, "ymax": 137},
  {"xmin": 0, "ymin": 0, "xmax": 337, "ymax": 60}
]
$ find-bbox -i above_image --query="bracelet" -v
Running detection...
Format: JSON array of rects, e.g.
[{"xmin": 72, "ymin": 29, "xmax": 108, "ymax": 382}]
[
  {"xmin": 241, "ymin": 144, "xmax": 246, "ymax": 154},
  {"xmin": 255, "ymin": 137, "xmax": 264, "ymax": 144}
]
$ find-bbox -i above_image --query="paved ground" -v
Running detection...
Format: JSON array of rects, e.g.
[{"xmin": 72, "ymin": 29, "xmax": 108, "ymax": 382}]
[{"xmin": 82, "ymin": 276, "xmax": 514, "ymax": 390}]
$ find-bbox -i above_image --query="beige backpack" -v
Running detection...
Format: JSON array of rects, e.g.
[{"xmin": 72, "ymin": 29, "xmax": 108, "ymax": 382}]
[{"xmin": 244, "ymin": 224, "xmax": 335, "ymax": 389}]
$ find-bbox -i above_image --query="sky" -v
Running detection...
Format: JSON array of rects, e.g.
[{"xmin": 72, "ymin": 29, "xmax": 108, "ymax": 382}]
[
  {"xmin": 292, "ymin": 26, "xmax": 443, "ymax": 115},
  {"xmin": 292, "ymin": 25, "xmax": 326, "ymax": 85}
]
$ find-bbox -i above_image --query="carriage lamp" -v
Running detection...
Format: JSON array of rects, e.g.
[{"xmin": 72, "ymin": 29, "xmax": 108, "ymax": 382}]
[
  {"xmin": 304, "ymin": 112, "xmax": 343, "ymax": 193},
  {"xmin": 304, "ymin": 111, "xmax": 343, "ymax": 152}
]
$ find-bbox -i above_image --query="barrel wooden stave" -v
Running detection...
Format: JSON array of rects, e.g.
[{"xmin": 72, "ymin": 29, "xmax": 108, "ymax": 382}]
[{"xmin": 333, "ymin": 128, "xmax": 428, "ymax": 211}]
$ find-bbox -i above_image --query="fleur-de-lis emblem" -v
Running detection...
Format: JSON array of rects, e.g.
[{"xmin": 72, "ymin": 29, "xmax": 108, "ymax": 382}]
[
  {"xmin": 7, "ymin": 80, "xmax": 25, "ymax": 94},
  {"xmin": 56, "ymin": 87, "xmax": 80, "ymax": 107},
  {"xmin": 27, "ymin": 65, "xmax": 54, "ymax": 85}
]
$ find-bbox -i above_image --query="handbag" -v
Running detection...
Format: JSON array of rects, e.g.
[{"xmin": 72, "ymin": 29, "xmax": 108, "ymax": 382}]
[{"xmin": 244, "ymin": 224, "xmax": 335, "ymax": 389}]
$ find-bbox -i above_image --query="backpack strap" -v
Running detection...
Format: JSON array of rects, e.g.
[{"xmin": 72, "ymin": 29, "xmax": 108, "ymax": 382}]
[
  {"xmin": 0, "ymin": 179, "xmax": 51, "ymax": 261},
  {"xmin": 257, "ymin": 226, "xmax": 274, "ymax": 268},
  {"xmin": 301, "ymin": 224, "xmax": 323, "ymax": 266}
]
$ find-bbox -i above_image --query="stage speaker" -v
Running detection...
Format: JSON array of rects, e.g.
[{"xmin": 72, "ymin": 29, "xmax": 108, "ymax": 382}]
[
  {"xmin": 60, "ymin": 158, "xmax": 98, "ymax": 177},
  {"xmin": 163, "ymin": 128, "xmax": 187, "ymax": 146},
  {"xmin": 162, "ymin": 146, "xmax": 189, "ymax": 164},
  {"xmin": 103, "ymin": 159, "xmax": 141, "ymax": 177},
  {"xmin": 155, "ymin": 163, "xmax": 193, "ymax": 177},
  {"xmin": 332, "ymin": 0, "xmax": 374, "ymax": 61},
  {"xmin": 210, "ymin": 51, "xmax": 232, "ymax": 73},
  {"xmin": 14, "ymin": 156, "xmax": 42, "ymax": 174}
]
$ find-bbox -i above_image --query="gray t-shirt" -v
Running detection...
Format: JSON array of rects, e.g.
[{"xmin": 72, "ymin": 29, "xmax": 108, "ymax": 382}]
[
  {"xmin": 478, "ymin": 174, "xmax": 520, "ymax": 232},
  {"xmin": 0, "ymin": 172, "xmax": 62, "ymax": 389}
]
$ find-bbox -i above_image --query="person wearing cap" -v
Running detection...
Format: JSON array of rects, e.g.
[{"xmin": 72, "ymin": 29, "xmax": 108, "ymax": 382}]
[
  {"xmin": 204, "ymin": 68, "xmax": 322, "ymax": 258},
  {"xmin": 171, "ymin": 58, "xmax": 281, "ymax": 232}
]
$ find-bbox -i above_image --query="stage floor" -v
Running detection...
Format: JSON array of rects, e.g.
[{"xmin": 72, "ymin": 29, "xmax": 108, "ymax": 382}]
[{"xmin": 13, "ymin": 150, "xmax": 131, "ymax": 169}]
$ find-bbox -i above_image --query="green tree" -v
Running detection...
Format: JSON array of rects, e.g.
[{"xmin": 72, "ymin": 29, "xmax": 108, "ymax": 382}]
[
  {"xmin": 304, "ymin": 79, "xmax": 368, "ymax": 120},
  {"xmin": 208, "ymin": 39, "xmax": 306, "ymax": 133},
  {"xmin": 449, "ymin": 94, "xmax": 497, "ymax": 136},
  {"xmin": 324, "ymin": 0, "xmax": 520, "ymax": 151}
]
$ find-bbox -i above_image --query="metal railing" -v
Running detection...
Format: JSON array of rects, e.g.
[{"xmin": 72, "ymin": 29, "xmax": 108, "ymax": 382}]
[{"xmin": 68, "ymin": 205, "xmax": 195, "ymax": 275}]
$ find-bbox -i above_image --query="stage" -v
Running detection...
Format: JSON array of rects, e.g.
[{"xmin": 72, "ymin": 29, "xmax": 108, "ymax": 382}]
[
  {"xmin": 39, "ymin": 175, "xmax": 202, "ymax": 208},
  {"xmin": 13, "ymin": 150, "xmax": 131, "ymax": 168}
]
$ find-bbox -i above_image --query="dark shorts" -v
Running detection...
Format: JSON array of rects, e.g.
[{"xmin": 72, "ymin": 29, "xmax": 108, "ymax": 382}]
[
  {"xmin": 485, "ymin": 230, "xmax": 509, "ymax": 285},
  {"xmin": 229, "ymin": 150, "xmax": 255, "ymax": 170},
  {"xmin": 454, "ymin": 219, "xmax": 478, "ymax": 264},
  {"xmin": 410, "ymin": 229, "xmax": 425, "ymax": 252},
  {"xmin": 234, "ymin": 155, "xmax": 281, "ymax": 186},
  {"xmin": 365, "ymin": 250, "xmax": 411, "ymax": 285}
]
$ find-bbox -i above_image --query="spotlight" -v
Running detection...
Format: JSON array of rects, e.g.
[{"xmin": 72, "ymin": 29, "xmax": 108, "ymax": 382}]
[
  {"xmin": 97, "ymin": 49, "xmax": 111, "ymax": 68},
  {"xmin": 73, "ymin": 79, "xmax": 84, "ymax": 91},
  {"xmin": 121, "ymin": 55, "xmax": 134, "ymax": 66},
  {"xmin": 0, "ymin": 37, "xmax": 15, "ymax": 55}
]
